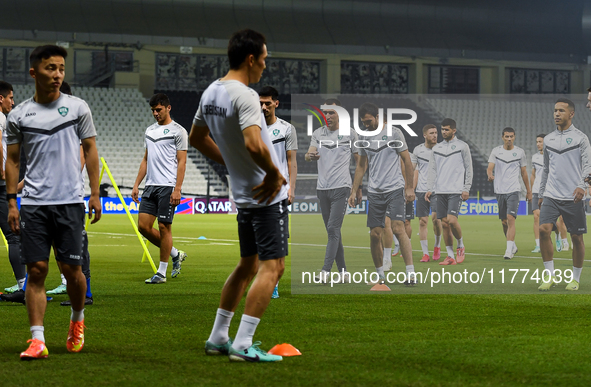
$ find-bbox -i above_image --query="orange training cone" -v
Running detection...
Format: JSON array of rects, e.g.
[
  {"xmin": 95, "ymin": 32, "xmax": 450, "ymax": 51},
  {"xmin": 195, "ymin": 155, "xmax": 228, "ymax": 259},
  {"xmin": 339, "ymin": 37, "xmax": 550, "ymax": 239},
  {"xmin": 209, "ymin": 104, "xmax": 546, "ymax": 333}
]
[
  {"xmin": 268, "ymin": 343, "xmax": 302, "ymax": 356},
  {"xmin": 370, "ymin": 283, "xmax": 391, "ymax": 291}
]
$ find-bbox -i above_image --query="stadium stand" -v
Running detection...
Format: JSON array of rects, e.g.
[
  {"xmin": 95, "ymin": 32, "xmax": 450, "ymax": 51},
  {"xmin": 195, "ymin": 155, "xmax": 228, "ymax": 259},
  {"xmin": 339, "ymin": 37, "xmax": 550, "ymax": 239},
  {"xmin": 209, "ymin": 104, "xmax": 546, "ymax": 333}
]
[{"xmin": 12, "ymin": 84, "xmax": 228, "ymax": 197}]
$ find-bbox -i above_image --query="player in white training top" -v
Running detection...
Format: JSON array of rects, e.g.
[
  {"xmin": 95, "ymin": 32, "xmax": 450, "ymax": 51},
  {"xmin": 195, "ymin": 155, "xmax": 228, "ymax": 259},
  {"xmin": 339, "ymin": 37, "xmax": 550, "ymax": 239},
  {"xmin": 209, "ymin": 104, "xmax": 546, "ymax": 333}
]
[
  {"xmin": 5, "ymin": 45, "xmax": 101, "ymax": 359},
  {"xmin": 192, "ymin": 29, "xmax": 287, "ymax": 362},
  {"xmin": 259, "ymin": 85, "xmax": 297, "ymax": 299},
  {"xmin": 132, "ymin": 93, "xmax": 188, "ymax": 284},
  {"xmin": 487, "ymin": 127, "xmax": 531, "ymax": 260},
  {"xmin": 413, "ymin": 124, "xmax": 442, "ymax": 262},
  {"xmin": 530, "ymin": 133, "xmax": 545, "ymax": 253}
]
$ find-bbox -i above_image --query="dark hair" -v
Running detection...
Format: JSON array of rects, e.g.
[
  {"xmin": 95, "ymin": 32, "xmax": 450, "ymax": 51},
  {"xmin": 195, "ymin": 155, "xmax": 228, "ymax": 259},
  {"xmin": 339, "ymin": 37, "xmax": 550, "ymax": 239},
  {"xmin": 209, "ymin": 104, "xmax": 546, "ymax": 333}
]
[
  {"xmin": 29, "ymin": 45, "xmax": 68, "ymax": 69},
  {"xmin": 502, "ymin": 127, "xmax": 515, "ymax": 136},
  {"xmin": 259, "ymin": 86, "xmax": 278, "ymax": 100},
  {"xmin": 324, "ymin": 98, "xmax": 342, "ymax": 107},
  {"xmin": 0, "ymin": 81, "xmax": 13, "ymax": 97},
  {"xmin": 556, "ymin": 98, "xmax": 575, "ymax": 111},
  {"xmin": 587, "ymin": 86, "xmax": 591, "ymax": 93},
  {"xmin": 536, "ymin": 133, "xmax": 546, "ymax": 139},
  {"xmin": 228, "ymin": 29, "xmax": 266, "ymax": 70},
  {"xmin": 423, "ymin": 124, "xmax": 437, "ymax": 134},
  {"xmin": 441, "ymin": 118, "xmax": 456, "ymax": 129},
  {"xmin": 359, "ymin": 102, "xmax": 379, "ymax": 118},
  {"xmin": 149, "ymin": 93, "xmax": 170, "ymax": 107},
  {"xmin": 60, "ymin": 81, "xmax": 72, "ymax": 96}
]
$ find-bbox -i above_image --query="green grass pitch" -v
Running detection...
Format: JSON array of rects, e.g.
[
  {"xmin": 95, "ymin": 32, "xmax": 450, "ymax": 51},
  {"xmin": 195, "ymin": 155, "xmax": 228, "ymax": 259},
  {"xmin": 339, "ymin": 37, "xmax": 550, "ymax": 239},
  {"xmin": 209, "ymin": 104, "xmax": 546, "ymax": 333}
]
[{"xmin": 1, "ymin": 213, "xmax": 591, "ymax": 386}]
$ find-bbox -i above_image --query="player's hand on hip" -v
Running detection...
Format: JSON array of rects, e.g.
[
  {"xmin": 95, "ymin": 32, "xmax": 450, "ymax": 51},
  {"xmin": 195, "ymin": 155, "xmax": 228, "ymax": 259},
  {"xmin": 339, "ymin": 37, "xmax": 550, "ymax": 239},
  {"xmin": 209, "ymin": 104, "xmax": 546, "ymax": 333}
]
[
  {"xmin": 405, "ymin": 187, "xmax": 415, "ymax": 203},
  {"xmin": 8, "ymin": 207, "xmax": 19, "ymax": 234},
  {"xmin": 461, "ymin": 191, "xmax": 469, "ymax": 201},
  {"xmin": 88, "ymin": 195, "xmax": 102, "ymax": 224},
  {"xmin": 131, "ymin": 186, "xmax": 140, "ymax": 203},
  {"xmin": 573, "ymin": 187, "xmax": 585, "ymax": 203},
  {"xmin": 170, "ymin": 190, "xmax": 181, "ymax": 206},
  {"xmin": 252, "ymin": 170, "xmax": 287, "ymax": 205}
]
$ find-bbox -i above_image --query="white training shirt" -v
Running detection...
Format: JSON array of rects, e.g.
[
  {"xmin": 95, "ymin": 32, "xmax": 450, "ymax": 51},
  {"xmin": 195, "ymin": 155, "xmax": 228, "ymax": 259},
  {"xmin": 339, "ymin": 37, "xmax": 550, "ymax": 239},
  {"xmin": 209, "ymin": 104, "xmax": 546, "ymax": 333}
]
[
  {"xmin": 531, "ymin": 152, "xmax": 543, "ymax": 194},
  {"xmin": 193, "ymin": 80, "xmax": 287, "ymax": 208},
  {"xmin": 412, "ymin": 143, "xmax": 435, "ymax": 193},
  {"xmin": 6, "ymin": 93, "xmax": 96, "ymax": 205},
  {"xmin": 144, "ymin": 120, "xmax": 188, "ymax": 187},
  {"xmin": 266, "ymin": 117, "xmax": 297, "ymax": 185},
  {"xmin": 310, "ymin": 126, "xmax": 359, "ymax": 190},
  {"xmin": 487, "ymin": 145, "xmax": 527, "ymax": 194}
]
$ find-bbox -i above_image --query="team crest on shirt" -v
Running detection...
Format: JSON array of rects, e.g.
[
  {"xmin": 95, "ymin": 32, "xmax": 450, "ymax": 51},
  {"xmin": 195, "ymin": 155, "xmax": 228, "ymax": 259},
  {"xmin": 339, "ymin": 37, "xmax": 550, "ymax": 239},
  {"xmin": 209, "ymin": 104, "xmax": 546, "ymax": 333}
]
[
  {"xmin": 273, "ymin": 129, "xmax": 279, "ymax": 136},
  {"xmin": 338, "ymin": 135, "xmax": 343, "ymax": 140},
  {"xmin": 451, "ymin": 145, "xmax": 456, "ymax": 150},
  {"xmin": 513, "ymin": 152, "xmax": 517, "ymax": 156},
  {"xmin": 566, "ymin": 138, "xmax": 572, "ymax": 144},
  {"xmin": 163, "ymin": 129, "xmax": 169, "ymax": 134},
  {"xmin": 58, "ymin": 107, "xmax": 69, "ymax": 117},
  {"xmin": 382, "ymin": 135, "xmax": 387, "ymax": 140}
]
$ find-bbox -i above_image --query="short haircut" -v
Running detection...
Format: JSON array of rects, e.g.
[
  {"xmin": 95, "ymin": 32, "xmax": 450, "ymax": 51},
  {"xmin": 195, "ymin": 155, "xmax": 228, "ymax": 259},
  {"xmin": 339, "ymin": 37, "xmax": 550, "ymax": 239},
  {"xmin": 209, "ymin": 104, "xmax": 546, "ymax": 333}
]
[
  {"xmin": 324, "ymin": 98, "xmax": 342, "ymax": 106},
  {"xmin": 29, "ymin": 45, "xmax": 68, "ymax": 69},
  {"xmin": 0, "ymin": 81, "xmax": 13, "ymax": 97},
  {"xmin": 502, "ymin": 127, "xmax": 515, "ymax": 136},
  {"xmin": 536, "ymin": 133, "xmax": 546, "ymax": 139},
  {"xmin": 359, "ymin": 102, "xmax": 379, "ymax": 118},
  {"xmin": 149, "ymin": 93, "xmax": 170, "ymax": 107},
  {"xmin": 441, "ymin": 118, "xmax": 456, "ymax": 129},
  {"xmin": 228, "ymin": 29, "xmax": 266, "ymax": 70},
  {"xmin": 587, "ymin": 86, "xmax": 591, "ymax": 93},
  {"xmin": 258, "ymin": 86, "xmax": 278, "ymax": 100},
  {"xmin": 60, "ymin": 81, "xmax": 72, "ymax": 96},
  {"xmin": 423, "ymin": 124, "xmax": 437, "ymax": 134},
  {"xmin": 556, "ymin": 98, "xmax": 575, "ymax": 111}
]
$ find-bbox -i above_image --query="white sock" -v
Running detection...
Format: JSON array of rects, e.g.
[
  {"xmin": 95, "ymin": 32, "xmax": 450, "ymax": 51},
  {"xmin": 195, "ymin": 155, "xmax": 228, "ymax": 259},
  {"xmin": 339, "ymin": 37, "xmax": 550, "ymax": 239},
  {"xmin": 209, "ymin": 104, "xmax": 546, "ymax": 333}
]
[
  {"xmin": 535, "ymin": 239, "xmax": 540, "ymax": 247},
  {"xmin": 406, "ymin": 265, "xmax": 415, "ymax": 275},
  {"xmin": 562, "ymin": 238, "xmax": 569, "ymax": 247},
  {"xmin": 573, "ymin": 267, "xmax": 582, "ymax": 282},
  {"xmin": 170, "ymin": 247, "xmax": 179, "ymax": 258},
  {"xmin": 457, "ymin": 237, "xmax": 464, "ymax": 248},
  {"xmin": 157, "ymin": 261, "xmax": 168, "ymax": 277},
  {"xmin": 208, "ymin": 308, "xmax": 234, "ymax": 345},
  {"xmin": 31, "ymin": 326, "xmax": 45, "ymax": 342},
  {"xmin": 383, "ymin": 248, "xmax": 392, "ymax": 261},
  {"xmin": 543, "ymin": 260, "xmax": 554, "ymax": 277},
  {"xmin": 376, "ymin": 266, "xmax": 385, "ymax": 277},
  {"xmin": 420, "ymin": 240, "xmax": 429, "ymax": 255},
  {"xmin": 17, "ymin": 278, "xmax": 25, "ymax": 290},
  {"xmin": 232, "ymin": 314, "xmax": 260, "ymax": 351},
  {"xmin": 71, "ymin": 308, "xmax": 84, "ymax": 322},
  {"xmin": 506, "ymin": 241, "xmax": 513, "ymax": 252},
  {"xmin": 61, "ymin": 274, "xmax": 67, "ymax": 286},
  {"xmin": 446, "ymin": 246, "xmax": 455, "ymax": 259},
  {"xmin": 434, "ymin": 235, "xmax": 441, "ymax": 247}
]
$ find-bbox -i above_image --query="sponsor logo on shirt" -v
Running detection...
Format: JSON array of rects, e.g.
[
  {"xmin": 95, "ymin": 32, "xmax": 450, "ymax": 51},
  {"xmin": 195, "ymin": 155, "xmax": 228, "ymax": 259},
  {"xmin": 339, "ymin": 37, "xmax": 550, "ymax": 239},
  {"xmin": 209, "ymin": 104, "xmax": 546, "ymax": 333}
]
[
  {"xmin": 203, "ymin": 104, "xmax": 227, "ymax": 118},
  {"xmin": 58, "ymin": 107, "xmax": 69, "ymax": 117},
  {"xmin": 25, "ymin": 112, "xmax": 36, "ymax": 117}
]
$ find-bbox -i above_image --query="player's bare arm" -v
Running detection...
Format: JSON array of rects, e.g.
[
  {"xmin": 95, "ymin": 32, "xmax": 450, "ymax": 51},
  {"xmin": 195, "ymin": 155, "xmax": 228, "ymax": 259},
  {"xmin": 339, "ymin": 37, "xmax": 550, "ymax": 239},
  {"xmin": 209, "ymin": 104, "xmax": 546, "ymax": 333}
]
[
  {"xmin": 287, "ymin": 149, "xmax": 297, "ymax": 205},
  {"xmin": 521, "ymin": 166, "xmax": 532, "ymax": 202},
  {"xmin": 82, "ymin": 136, "xmax": 102, "ymax": 224},
  {"xmin": 243, "ymin": 125, "xmax": 286, "ymax": 204},
  {"xmin": 353, "ymin": 153, "xmax": 363, "ymax": 204},
  {"xmin": 0, "ymin": 130, "xmax": 4, "ymax": 180},
  {"xmin": 131, "ymin": 150, "xmax": 148, "ymax": 203},
  {"xmin": 400, "ymin": 150, "xmax": 416, "ymax": 203},
  {"xmin": 171, "ymin": 150, "xmax": 187, "ymax": 206},
  {"xmin": 487, "ymin": 162, "xmax": 495, "ymax": 181},
  {"xmin": 189, "ymin": 124, "xmax": 225, "ymax": 165},
  {"xmin": 349, "ymin": 155, "xmax": 367, "ymax": 207},
  {"xmin": 305, "ymin": 146, "xmax": 319, "ymax": 161},
  {"xmin": 5, "ymin": 143, "xmax": 20, "ymax": 233}
]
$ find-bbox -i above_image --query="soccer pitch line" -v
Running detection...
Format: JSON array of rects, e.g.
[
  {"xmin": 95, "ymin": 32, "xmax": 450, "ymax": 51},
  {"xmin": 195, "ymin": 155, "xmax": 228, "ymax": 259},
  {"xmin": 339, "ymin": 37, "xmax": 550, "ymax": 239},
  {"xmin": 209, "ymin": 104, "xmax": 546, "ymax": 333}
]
[{"xmin": 90, "ymin": 231, "xmax": 589, "ymax": 262}]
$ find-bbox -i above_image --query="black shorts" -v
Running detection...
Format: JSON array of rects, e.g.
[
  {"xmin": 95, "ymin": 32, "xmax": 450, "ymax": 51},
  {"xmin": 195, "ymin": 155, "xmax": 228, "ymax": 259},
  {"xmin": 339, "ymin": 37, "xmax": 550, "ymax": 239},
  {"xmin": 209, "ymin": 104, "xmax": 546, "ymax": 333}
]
[
  {"xmin": 540, "ymin": 197, "xmax": 587, "ymax": 235},
  {"xmin": 531, "ymin": 193, "xmax": 540, "ymax": 212},
  {"xmin": 20, "ymin": 204, "xmax": 85, "ymax": 265},
  {"xmin": 437, "ymin": 194, "xmax": 462, "ymax": 219},
  {"xmin": 367, "ymin": 189, "xmax": 406, "ymax": 228},
  {"xmin": 405, "ymin": 200, "xmax": 415, "ymax": 221},
  {"xmin": 496, "ymin": 191, "xmax": 519, "ymax": 220},
  {"xmin": 139, "ymin": 185, "xmax": 176, "ymax": 224},
  {"xmin": 416, "ymin": 192, "xmax": 437, "ymax": 218},
  {"xmin": 237, "ymin": 199, "xmax": 289, "ymax": 261}
]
